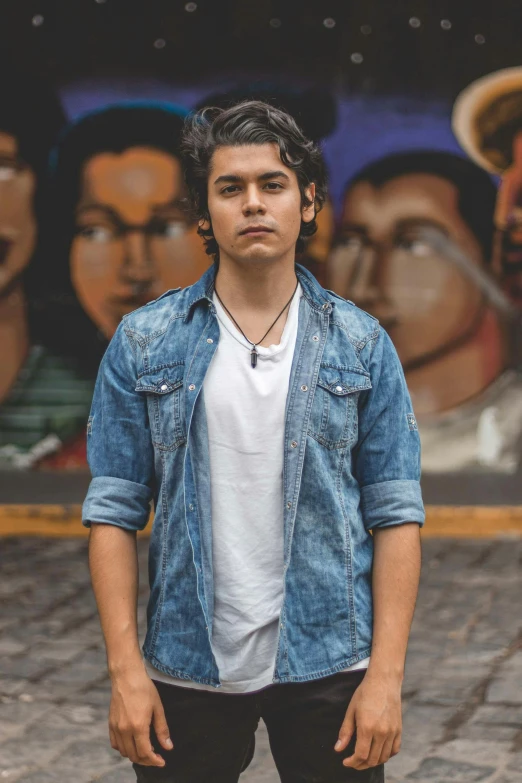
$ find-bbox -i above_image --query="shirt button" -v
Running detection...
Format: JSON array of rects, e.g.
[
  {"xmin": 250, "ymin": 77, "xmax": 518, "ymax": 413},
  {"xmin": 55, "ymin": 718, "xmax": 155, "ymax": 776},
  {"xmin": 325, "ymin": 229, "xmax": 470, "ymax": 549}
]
[
  {"xmin": 301, "ymin": 385, "xmax": 308, "ymax": 392},
  {"xmin": 322, "ymin": 303, "xmax": 329, "ymax": 310},
  {"xmin": 290, "ymin": 440, "xmax": 298, "ymax": 448},
  {"xmin": 189, "ymin": 384, "xmax": 196, "ymax": 391},
  {"xmin": 336, "ymin": 385, "xmax": 343, "ymax": 392},
  {"xmin": 312, "ymin": 335, "xmax": 319, "ymax": 342},
  {"xmin": 188, "ymin": 503, "xmax": 194, "ymax": 511},
  {"xmin": 207, "ymin": 338, "xmax": 213, "ymax": 344},
  {"xmin": 280, "ymin": 622, "xmax": 284, "ymax": 629},
  {"xmin": 161, "ymin": 384, "xmax": 168, "ymax": 391},
  {"xmin": 286, "ymin": 501, "xmax": 292, "ymax": 509}
]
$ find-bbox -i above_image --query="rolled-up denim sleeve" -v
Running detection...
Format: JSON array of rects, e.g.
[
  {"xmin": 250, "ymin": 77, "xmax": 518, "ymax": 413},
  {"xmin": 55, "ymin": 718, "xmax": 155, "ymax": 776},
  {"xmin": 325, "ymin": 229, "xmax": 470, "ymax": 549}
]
[
  {"xmin": 82, "ymin": 321, "xmax": 154, "ymax": 532},
  {"xmin": 354, "ymin": 327, "xmax": 425, "ymax": 531}
]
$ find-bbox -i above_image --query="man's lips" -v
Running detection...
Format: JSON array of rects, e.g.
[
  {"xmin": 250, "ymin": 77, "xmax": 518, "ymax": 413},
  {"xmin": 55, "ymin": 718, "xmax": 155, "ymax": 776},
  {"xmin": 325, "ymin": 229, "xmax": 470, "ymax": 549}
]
[{"xmin": 239, "ymin": 226, "xmax": 274, "ymax": 236}]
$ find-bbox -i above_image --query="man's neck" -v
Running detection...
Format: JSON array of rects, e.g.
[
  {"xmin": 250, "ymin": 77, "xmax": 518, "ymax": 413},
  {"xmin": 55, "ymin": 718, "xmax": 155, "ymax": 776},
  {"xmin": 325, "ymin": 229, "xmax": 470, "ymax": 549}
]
[
  {"xmin": 0, "ymin": 282, "xmax": 30, "ymax": 404},
  {"xmin": 213, "ymin": 253, "xmax": 299, "ymax": 348},
  {"xmin": 214, "ymin": 254, "xmax": 298, "ymax": 314}
]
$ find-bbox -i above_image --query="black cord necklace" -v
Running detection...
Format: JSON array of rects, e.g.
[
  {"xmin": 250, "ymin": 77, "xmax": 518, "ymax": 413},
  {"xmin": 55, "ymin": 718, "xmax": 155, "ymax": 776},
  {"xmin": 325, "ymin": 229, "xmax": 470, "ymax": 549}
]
[{"xmin": 214, "ymin": 279, "xmax": 299, "ymax": 368}]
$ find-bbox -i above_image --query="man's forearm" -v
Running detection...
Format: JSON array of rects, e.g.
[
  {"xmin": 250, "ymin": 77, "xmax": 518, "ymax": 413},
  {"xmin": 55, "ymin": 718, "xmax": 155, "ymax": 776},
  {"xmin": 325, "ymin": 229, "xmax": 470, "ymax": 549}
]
[
  {"xmin": 88, "ymin": 524, "xmax": 144, "ymax": 677},
  {"xmin": 367, "ymin": 523, "xmax": 421, "ymax": 681}
]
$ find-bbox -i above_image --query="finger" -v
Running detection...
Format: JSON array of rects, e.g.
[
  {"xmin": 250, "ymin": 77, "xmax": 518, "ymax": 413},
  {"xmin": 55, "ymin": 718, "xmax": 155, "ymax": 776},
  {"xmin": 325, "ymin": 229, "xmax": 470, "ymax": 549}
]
[
  {"xmin": 391, "ymin": 733, "xmax": 402, "ymax": 757},
  {"xmin": 109, "ymin": 727, "xmax": 119, "ymax": 752},
  {"xmin": 135, "ymin": 727, "xmax": 165, "ymax": 768},
  {"xmin": 378, "ymin": 735, "xmax": 396, "ymax": 766},
  {"xmin": 153, "ymin": 698, "xmax": 173, "ymax": 751},
  {"xmin": 113, "ymin": 729, "xmax": 128, "ymax": 758},
  {"xmin": 366, "ymin": 735, "xmax": 387, "ymax": 768},
  {"xmin": 343, "ymin": 730, "xmax": 371, "ymax": 769},
  {"xmin": 335, "ymin": 706, "xmax": 355, "ymax": 752},
  {"xmin": 122, "ymin": 733, "xmax": 140, "ymax": 764}
]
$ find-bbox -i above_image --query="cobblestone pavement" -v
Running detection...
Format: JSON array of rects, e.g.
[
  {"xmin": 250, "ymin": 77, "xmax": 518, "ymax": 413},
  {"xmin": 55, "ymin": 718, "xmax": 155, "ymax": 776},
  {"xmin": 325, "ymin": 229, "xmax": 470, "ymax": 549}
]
[{"xmin": 0, "ymin": 536, "xmax": 521, "ymax": 782}]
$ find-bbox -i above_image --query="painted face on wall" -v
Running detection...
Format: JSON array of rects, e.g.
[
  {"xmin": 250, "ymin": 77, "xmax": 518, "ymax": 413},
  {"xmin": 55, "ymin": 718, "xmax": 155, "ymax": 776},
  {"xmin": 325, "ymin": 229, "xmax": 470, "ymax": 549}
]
[
  {"xmin": 330, "ymin": 173, "xmax": 486, "ymax": 368},
  {"xmin": 0, "ymin": 131, "xmax": 37, "ymax": 296},
  {"xmin": 70, "ymin": 146, "xmax": 209, "ymax": 338}
]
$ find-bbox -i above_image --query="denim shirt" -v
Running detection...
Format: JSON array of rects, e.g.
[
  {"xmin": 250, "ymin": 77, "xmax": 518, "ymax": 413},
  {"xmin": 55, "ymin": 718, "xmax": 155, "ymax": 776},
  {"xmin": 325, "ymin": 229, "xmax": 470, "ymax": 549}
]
[{"xmin": 83, "ymin": 264, "xmax": 424, "ymax": 687}]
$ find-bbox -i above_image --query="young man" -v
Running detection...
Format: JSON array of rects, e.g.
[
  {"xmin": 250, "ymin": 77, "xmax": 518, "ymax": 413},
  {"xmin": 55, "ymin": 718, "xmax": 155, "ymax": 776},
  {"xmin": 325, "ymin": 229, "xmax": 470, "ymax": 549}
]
[{"xmin": 83, "ymin": 101, "xmax": 425, "ymax": 782}]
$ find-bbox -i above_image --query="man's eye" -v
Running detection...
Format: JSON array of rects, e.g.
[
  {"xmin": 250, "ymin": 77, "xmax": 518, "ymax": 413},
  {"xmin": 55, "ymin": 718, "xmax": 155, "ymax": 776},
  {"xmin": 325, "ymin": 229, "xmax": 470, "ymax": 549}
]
[
  {"xmin": 222, "ymin": 185, "xmax": 240, "ymax": 194},
  {"xmin": 264, "ymin": 182, "xmax": 283, "ymax": 190},
  {"xmin": 77, "ymin": 225, "xmax": 114, "ymax": 242}
]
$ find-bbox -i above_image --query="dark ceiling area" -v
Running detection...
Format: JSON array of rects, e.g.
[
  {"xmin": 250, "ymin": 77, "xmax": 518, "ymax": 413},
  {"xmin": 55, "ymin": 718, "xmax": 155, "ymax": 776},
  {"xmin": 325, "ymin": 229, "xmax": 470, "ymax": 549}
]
[{"xmin": 1, "ymin": 0, "xmax": 522, "ymax": 98}]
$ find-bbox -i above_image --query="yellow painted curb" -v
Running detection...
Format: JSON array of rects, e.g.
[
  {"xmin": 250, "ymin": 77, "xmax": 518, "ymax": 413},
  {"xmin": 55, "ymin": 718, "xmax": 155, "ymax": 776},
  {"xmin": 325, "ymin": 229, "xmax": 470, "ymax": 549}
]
[{"xmin": 0, "ymin": 505, "xmax": 522, "ymax": 538}]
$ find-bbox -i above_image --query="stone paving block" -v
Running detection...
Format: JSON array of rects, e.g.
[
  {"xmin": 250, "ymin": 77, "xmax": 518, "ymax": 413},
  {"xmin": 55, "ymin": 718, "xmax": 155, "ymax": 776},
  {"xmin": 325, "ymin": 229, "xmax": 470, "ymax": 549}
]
[
  {"xmin": 455, "ymin": 723, "xmax": 519, "ymax": 742},
  {"xmin": 0, "ymin": 656, "xmax": 55, "ymax": 681},
  {"xmin": 470, "ymin": 704, "xmax": 522, "ymax": 726},
  {"xmin": 17, "ymin": 767, "xmax": 93, "ymax": 782},
  {"xmin": 95, "ymin": 763, "xmax": 135, "ymax": 782},
  {"xmin": 386, "ymin": 749, "xmax": 426, "ymax": 779},
  {"xmin": 0, "ymin": 639, "xmax": 27, "ymax": 657},
  {"xmin": 0, "ymin": 699, "xmax": 53, "ymax": 725},
  {"xmin": 37, "ymin": 640, "xmax": 88, "ymax": 663},
  {"xmin": 53, "ymin": 738, "xmax": 122, "ymax": 773},
  {"xmin": 436, "ymin": 739, "xmax": 513, "ymax": 767},
  {"xmin": 0, "ymin": 738, "xmax": 60, "ymax": 772},
  {"xmin": 486, "ymin": 677, "xmax": 522, "ymax": 705},
  {"xmin": 407, "ymin": 757, "xmax": 497, "ymax": 781}
]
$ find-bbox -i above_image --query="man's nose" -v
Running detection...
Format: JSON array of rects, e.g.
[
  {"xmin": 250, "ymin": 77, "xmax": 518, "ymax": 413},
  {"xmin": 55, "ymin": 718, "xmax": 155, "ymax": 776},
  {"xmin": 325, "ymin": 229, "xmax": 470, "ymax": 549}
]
[
  {"xmin": 120, "ymin": 231, "xmax": 155, "ymax": 286},
  {"xmin": 242, "ymin": 185, "xmax": 266, "ymax": 215}
]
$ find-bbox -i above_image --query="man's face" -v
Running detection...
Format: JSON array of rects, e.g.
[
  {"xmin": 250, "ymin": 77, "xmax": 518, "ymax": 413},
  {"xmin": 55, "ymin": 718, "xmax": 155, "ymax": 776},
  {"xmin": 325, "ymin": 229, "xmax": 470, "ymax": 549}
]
[
  {"xmin": 205, "ymin": 143, "xmax": 315, "ymax": 267},
  {"xmin": 70, "ymin": 146, "xmax": 209, "ymax": 338},
  {"xmin": 0, "ymin": 131, "xmax": 36, "ymax": 297},
  {"xmin": 330, "ymin": 173, "xmax": 485, "ymax": 367}
]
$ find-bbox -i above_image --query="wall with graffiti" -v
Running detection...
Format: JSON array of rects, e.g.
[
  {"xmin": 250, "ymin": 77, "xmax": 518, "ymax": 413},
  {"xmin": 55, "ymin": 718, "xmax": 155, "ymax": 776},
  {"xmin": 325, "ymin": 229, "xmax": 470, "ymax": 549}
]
[{"xmin": 0, "ymin": 2, "xmax": 521, "ymax": 503}]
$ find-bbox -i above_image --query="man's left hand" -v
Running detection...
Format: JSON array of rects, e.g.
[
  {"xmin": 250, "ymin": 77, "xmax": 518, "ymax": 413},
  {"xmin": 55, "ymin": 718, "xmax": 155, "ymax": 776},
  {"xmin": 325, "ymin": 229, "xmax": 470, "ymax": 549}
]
[{"xmin": 334, "ymin": 672, "xmax": 402, "ymax": 769}]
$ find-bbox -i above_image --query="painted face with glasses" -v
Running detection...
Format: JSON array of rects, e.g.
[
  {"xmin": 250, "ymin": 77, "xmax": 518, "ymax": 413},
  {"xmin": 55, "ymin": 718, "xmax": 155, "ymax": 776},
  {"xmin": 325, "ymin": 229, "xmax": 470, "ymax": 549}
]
[
  {"xmin": 71, "ymin": 146, "xmax": 209, "ymax": 339},
  {"xmin": 329, "ymin": 169, "xmax": 509, "ymax": 415},
  {"xmin": 330, "ymin": 172, "xmax": 489, "ymax": 369}
]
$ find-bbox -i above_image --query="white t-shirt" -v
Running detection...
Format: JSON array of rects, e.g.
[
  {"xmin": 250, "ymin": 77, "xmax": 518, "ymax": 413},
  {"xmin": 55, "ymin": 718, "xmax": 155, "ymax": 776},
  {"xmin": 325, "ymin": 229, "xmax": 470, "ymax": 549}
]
[{"xmin": 146, "ymin": 283, "xmax": 369, "ymax": 693}]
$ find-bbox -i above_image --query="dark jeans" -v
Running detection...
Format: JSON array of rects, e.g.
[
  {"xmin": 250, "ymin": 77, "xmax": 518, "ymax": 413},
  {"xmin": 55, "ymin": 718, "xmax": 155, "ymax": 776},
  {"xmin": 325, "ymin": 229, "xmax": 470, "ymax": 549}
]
[{"xmin": 134, "ymin": 669, "xmax": 385, "ymax": 783}]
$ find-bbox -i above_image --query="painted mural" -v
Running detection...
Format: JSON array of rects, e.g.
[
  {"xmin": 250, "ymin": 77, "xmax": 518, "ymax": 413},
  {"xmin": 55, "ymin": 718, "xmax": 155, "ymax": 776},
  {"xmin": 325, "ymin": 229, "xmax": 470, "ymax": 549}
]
[{"xmin": 0, "ymin": 67, "xmax": 521, "ymax": 502}]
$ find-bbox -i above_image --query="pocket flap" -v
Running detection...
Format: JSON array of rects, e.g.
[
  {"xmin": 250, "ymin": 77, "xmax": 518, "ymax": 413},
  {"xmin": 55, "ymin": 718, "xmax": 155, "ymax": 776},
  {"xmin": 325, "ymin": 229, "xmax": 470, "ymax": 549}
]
[
  {"xmin": 135, "ymin": 371, "xmax": 183, "ymax": 394},
  {"xmin": 317, "ymin": 366, "xmax": 372, "ymax": 396}
]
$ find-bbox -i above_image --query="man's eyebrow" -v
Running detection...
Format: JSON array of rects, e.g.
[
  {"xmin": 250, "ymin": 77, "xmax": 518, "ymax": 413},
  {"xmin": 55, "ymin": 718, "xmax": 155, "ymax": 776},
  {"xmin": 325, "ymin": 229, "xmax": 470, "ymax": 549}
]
[
  {"xmin": 258, "ymin": 170, "xmax": 290, "ymax": 182},
  {"xmin": 213, "ymin": 170, "xmax": 291, "ymax": 185},
  {"xmin": 213, "ymin": 174, "xmax": 242, "ymax": 185}
]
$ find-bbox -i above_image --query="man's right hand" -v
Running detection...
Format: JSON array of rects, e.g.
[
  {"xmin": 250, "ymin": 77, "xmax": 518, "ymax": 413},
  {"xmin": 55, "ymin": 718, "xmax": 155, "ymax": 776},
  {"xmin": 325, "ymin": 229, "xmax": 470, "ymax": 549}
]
[{"xmin": 109, "ymin": 666, "xmax": 173, "ymax": 767}]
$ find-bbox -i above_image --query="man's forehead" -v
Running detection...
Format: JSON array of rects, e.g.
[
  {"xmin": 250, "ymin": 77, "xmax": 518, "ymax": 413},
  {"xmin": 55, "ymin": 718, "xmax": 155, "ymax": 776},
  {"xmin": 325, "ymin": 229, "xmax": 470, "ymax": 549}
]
[{"xmin": 210, "ymin": 142, "xmax": 291, "ymax": 177}]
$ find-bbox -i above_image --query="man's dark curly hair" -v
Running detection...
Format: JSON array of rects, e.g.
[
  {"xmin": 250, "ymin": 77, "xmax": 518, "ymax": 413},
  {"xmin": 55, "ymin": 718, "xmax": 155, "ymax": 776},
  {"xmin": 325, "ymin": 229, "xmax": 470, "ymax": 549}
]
[{"xmin": 181, "ymin": 100, "xmax": 327, "ymax": 260}]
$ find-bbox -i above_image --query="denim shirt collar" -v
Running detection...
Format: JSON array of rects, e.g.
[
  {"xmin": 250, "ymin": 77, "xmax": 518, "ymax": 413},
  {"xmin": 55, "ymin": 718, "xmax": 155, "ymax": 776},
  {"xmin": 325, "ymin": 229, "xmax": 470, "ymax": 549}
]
[{"xmin": 185, "ymin": 262, "xmax": 335, "ymax": 320}]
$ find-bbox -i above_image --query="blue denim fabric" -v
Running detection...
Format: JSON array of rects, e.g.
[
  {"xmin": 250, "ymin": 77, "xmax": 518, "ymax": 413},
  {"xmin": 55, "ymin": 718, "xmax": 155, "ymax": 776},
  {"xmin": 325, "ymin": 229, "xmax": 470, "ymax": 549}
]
[{"xmin": 83, "ymin": 264, "xmax": 424, "ymax": 687}]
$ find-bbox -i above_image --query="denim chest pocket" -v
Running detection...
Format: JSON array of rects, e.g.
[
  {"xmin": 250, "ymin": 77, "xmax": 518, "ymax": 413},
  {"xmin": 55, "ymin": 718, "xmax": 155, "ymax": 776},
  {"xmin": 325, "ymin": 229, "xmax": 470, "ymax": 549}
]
[
  {"xmin": 135, "ymin": 367, "xmax": 186, "ymax": 451},
  {"xmin": 308, "ymin": 365, "xmax": 372, "ymax": 449}
]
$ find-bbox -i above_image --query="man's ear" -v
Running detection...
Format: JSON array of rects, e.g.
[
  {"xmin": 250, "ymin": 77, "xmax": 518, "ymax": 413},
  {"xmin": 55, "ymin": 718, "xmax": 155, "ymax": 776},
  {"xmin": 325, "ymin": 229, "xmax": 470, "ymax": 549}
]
[
  {"xmin": 199, "ymin": 218, "xmax": 211, "ymax": 232},
  {"xmin": 302, "ymin": 183, "xmax": 316, "ymax": 224}
]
